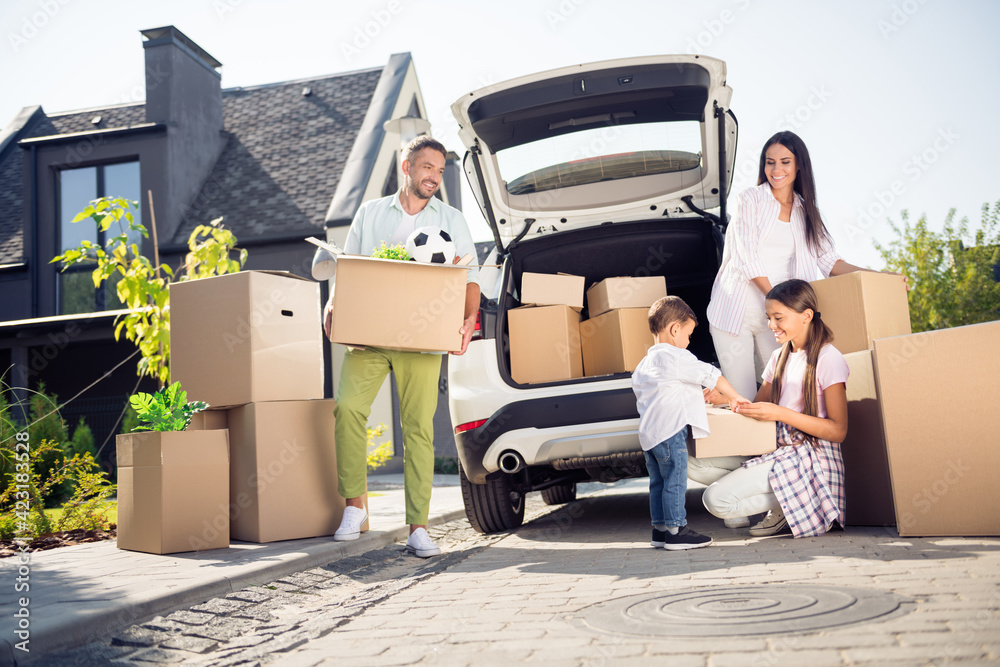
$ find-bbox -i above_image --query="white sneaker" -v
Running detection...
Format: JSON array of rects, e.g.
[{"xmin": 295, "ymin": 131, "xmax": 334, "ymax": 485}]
[
  {"xmin": 333, "ymin": 505, "xmax": 368, "ymax": 541},
  {"xmin": 749, "ymin": 509, "xmax": 788, "ymax": 537},
  {"xmin": 405, "ymin": 527, "xmax": 441, "ymax": 558},
  {"xmin": 724, "ymin": 517, "xmax": 750, "ymax": 529}
]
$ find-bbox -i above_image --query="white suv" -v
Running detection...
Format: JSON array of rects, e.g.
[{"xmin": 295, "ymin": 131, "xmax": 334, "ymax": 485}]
[{"xmin": 448, "ymin": 55, "xmax": 738, "ymax": 533}]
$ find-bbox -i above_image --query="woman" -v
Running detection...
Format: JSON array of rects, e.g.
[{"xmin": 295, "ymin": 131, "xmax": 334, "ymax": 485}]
[
  {"xmin": 705, "ymin": 130, "xmax": 872, "ymax": 398},
  {"xmin": 692, "ymin": 131, "xmax": 901, "ymax": 527}
]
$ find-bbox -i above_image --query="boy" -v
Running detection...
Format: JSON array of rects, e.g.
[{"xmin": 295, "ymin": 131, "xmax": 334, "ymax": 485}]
[{"xmin": 632, "ymin": 296, "xmax": 748, "ymax": 550}]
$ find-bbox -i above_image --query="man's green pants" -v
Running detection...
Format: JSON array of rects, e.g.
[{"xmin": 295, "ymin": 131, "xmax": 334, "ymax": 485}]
[{"xmin": 334, "ymin": 346, "xmax": 442, "ymax": 526}]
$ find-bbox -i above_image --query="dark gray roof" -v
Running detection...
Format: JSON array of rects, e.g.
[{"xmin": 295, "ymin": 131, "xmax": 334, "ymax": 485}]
[
  {"xmin": 39, "ymin": 104, "xmax": 148, "ymax": 135},
  {"xmin": 172, "ymin": 68, "xmax": 383, "ymax": 243},
  {"xmin": 0, "ymin": 64, "xmax": 389, "ymax": 264},
  {"xmin": 0, "ymin": 138, "xmax": 26, "ymax": 265}
]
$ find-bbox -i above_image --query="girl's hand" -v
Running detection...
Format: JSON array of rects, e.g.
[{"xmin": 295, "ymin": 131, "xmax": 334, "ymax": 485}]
[{"xmin": 734, "ymin": 401, "xmax": 780, "ymax": 421}]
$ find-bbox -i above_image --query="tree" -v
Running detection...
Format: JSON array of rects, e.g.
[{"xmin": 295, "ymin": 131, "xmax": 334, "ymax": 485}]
[
  {"xmin": 875, "ymin": 201, "xmax": 1000, "ymax": 333},
  {"xmin": 52, "ymin": 197, "xmax": 247, "ymax": 385}
]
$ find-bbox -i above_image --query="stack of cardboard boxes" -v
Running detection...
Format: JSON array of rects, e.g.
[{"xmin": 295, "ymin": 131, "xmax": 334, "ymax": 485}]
[
  {"xmin": 171, "ymin": 271, "xmax": 353, "ymax": 544},
  {"xmin": 581, "ymin": 277, "xmax": 667, "ymax": 377},
  {"xmin": 508, "ymin": 274, "xmax": 668, "ymax": 384},
  {"xmin": 812, "ymin": 271, "xmax": 1000, "ymax": 536},
  {"xmin": 120, "ymin": 271, "xmax": 352, "ymax": 553},
  {"xmin": 811, "ymin": 271, "xmax": 911, "ymax": 527}
]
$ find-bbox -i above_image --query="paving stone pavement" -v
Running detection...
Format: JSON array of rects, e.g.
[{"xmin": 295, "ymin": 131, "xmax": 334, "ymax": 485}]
[{"xmin": 26, "ymin": 481, "xmax": 1000, "ymax": 666}]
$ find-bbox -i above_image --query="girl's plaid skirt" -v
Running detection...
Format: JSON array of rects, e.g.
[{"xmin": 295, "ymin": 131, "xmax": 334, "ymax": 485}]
[{"xmin": 742, "ymin": 421, "xmax": 846, "ymax": 537}]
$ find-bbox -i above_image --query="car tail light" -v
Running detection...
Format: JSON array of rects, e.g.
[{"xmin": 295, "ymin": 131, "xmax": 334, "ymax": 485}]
[
  {"xmin": 454, "ymin": 419, "xmax": 487, "ymax": 435},
  {"xmin": 470, "ymin": 311, "xmax": 482, "ymax": 341}
]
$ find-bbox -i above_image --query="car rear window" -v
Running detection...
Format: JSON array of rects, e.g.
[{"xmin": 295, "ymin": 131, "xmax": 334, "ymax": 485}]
[{"xmin": 497, "ymin": 120, "xmax": 702, "ymax": 195}]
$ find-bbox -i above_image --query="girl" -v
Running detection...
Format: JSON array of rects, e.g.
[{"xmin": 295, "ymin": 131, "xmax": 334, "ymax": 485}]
[{"xmin": 702, "ymin": 279, "xmax": 849, "ymax": 538}]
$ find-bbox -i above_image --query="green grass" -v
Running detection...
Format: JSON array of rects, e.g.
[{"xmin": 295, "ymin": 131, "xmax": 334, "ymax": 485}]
[{"xmin": 42, "ymin": 500, "xmax": 117, "ymax": 529}]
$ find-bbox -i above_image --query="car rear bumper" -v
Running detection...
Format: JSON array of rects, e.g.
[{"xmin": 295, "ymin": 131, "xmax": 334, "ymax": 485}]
[{"xmin": 454, "ymin": 387, "xmax": 641, "ymax": 483}]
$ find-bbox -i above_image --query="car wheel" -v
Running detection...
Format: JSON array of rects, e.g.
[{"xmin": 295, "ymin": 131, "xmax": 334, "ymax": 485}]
[
  {"xmin": 540, "ymin": 482, "xmax": 577, "ymax": 506},
  {"xmin": 459, "ymin": 464, "xmax": 525, "ymax": 534}
]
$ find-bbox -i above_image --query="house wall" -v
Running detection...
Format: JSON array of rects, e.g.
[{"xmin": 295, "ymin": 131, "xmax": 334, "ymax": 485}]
[{"xmin": 24, "ymin": 128, "xmax": 167, "ymax": 319}]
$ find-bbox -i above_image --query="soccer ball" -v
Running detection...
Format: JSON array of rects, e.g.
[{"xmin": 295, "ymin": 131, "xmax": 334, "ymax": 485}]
[{"xmin": 405, "ymin": 226, "xmax": 456, "ymax": 264}]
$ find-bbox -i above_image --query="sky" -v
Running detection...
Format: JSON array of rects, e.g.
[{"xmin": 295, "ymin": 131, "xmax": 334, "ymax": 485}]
[{"xmin": 2, "ymin": 0, "xmax": 998, "ymax": 269}]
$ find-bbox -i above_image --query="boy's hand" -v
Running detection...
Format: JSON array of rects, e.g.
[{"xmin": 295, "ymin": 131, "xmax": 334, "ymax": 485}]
[
  {"xmin": 729, "ymin": 396, "xmax": 751, "ymax": 413},
  {"xmin": 703, "ymin": 388, "xmax": 725, "ymax": 404}
]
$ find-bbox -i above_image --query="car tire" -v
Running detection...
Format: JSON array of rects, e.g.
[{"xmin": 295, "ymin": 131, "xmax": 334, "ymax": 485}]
[
  {"xmin": 540, "ymin": 482, "xmax": 577, "ymax": 506},
  {"xmin": 459, "ymin": 464, "xmax": 525, "ymax": 534}
]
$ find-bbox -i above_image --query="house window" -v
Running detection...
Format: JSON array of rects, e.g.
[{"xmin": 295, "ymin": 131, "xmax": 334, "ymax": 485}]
[{"xmin": 58, "ymin": 161, "xmax": 142, "ymax": 315}]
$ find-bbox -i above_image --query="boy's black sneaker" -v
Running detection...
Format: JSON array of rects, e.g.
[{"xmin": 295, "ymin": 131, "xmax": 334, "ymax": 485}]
[
  {"xmin": 661, "ymin": 526, "xmax": 713, "ymax": 550},
  {"xmin": 651, "ymin": 528, "xmax": 667, "ymax": 548}
]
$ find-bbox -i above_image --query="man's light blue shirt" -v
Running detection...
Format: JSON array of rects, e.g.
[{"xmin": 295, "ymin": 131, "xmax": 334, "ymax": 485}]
[{"xmin": 343, "ymin": 192, "xmax": 480, "ymax": 285}]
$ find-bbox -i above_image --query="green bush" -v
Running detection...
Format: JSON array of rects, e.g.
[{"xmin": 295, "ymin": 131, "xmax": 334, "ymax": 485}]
[{"xmin": 0, "ymin": 385, "xmax": 117, "ymax": 539}]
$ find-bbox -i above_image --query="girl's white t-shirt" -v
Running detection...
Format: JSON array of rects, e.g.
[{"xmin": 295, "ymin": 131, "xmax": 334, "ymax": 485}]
[{"xmin": 762, "ymin": 343, "xmax": 849, "ymax": 418}]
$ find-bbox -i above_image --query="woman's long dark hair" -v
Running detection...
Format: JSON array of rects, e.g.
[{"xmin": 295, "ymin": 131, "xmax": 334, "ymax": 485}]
[
  {"xmin": 767, "ymin": 280, "xmax": 834, "ymax": 444},
  {"xmin": 758, "ymin": 131, "xmax": 832, "ymax": 255}
]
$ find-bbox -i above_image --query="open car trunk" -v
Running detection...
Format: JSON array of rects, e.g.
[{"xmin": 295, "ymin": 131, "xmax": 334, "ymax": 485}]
[{"xmin": 492, "ymin": 217, "xmax": 723, "ymax": 387}]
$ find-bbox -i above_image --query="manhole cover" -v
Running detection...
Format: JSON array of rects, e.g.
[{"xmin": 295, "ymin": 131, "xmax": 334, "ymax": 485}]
[{"xmin": 569, "ymin": 585, "xmax": 912, "ymax": 637}]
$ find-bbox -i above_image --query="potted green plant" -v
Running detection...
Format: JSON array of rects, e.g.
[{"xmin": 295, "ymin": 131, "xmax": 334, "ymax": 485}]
[{"xmin": 116, "ymin": 382, "xmax": 230, "ymax": 555}]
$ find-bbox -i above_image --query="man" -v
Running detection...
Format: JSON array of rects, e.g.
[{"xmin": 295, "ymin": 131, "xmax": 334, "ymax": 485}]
[{"xmin": 322, "ymin": 136, "xmax": 480, "ymax": 558}]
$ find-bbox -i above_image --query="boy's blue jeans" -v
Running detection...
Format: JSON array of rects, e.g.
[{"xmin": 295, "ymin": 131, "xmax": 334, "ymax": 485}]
[{"xmin": 644, "ymin": 427, "xmax": 689, "ymax": 528}]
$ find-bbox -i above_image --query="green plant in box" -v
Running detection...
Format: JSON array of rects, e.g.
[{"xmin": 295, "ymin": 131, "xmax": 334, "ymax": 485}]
[
  {"xmin": 371, "ymin": 242, "xmax": 411, "ymax": 261},
  {"xmin": 129, "ymin": 382, "xmax": 208, "ymax": 432}
]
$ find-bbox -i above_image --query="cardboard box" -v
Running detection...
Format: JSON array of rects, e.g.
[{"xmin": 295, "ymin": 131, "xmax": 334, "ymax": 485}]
[
  {"xmin": 810, "ymin": 272, "xmax": 910, "ymax": 354},
  {"xmin": 188, "ymin": 410, "xmax": 228, "ymax": 431},
  {"xmin": 580, "ymin": 308, "xmax": 653, "ymax": 376},
  {"xmin": 117, "ymin": 430, "xmax": 230, "ymax": 554},
  {"xmin": 872, "ymin": 321, "xmax": 1000, "ymax": 537},
  {"xmin": 170, "ymin": 271, "xmax": 324, "ymax": 408},
  {"xmin": 329, "ymin": 255, "xmax": 468, "ymax": 352},
  {"xmin": 689, "ymin": 406, "xmax": 777, "ymax": 458},
  {"xmin": 227, "ymin": 399, "xmax": 357, "ymax": 542},
  {"xmin": 521, "ymin": 272, "xmax": 585, "ymax": 309},
  {"xmin": 508, "ymin": 305, "xmax": 583, "ymax": 384},
  {"xmin": 841, "ymin": 350, "xmax": 895, "ymax": 526},
  {"xmin": 586, "ymin": 276, "xmax": 667, "ymax": 318}
]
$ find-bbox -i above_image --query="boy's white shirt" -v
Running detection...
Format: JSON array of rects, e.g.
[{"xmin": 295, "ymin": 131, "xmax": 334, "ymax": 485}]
[{"xmin": 631, "ymin": 343, "xmax": 722, "ymax": 451}]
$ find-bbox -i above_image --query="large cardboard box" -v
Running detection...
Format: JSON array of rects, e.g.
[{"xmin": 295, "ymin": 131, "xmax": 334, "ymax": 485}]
[
  {"xmin": 841, "ymin": 350, "xmax": 895, "ymax": 526},
  {"xmin": 873, "ymin": 321, "xmax": 1000, "ymax": 537},
  {"xmin": 580, "ymin": 308, "xmax": 653, "ymax": 376},
  {"xmin": 689, "ymin": 407, "xmax": 776, "ymax": 458},
  {"xmin": 586, "ymin": 277, "xmax": 667, "ymax": 318},
  {"xmin": 170, "ymin": 271, "xmax": 324, "ymax": 408},
  {"xmin": 227, "ymin": 399, "xmax": 357, "ymax": 543},
  {"xmin": 329, "ymin": 255, "xmax": 468, "ymax": 352},
  {"xmin": 508, "ymin": 305, "xmax": 583, "ymax": 384},
  {"xmin": 810, "ymin": 272, "xmax": 910, "ymax": 354},
  {"xmin": 117, "ymin": 430, "xmax": 230, "ymax": 554},
  {"xmin": 521, "ymin": 272, "xmax": 585, "ymax": 309}
]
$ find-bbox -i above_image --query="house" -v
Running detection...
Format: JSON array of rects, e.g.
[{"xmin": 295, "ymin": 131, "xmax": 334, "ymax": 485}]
[{"xmin": 0, "ymin": 26, "xmax": 463, "ymax": 465}]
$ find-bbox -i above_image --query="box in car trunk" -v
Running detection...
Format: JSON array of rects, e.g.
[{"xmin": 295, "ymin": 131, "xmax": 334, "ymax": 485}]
[{"xmin": 508, "ymin": 305, "xmax": 583, "ymax": 384}]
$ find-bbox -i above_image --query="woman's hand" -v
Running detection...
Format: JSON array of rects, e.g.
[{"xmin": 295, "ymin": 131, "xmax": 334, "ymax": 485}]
[{"xmin": 881, "ymin": 270, "xmax": 911, "ymax": 291}]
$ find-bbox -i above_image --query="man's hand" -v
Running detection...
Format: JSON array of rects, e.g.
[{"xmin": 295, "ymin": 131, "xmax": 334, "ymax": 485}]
[
  {"xmin": 453, "ymin": 315, "xmax": 476, "ymax": 356},
  {"xmin": 323, "ymin": 297, "xmax": 334, "ymax": 340}
]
